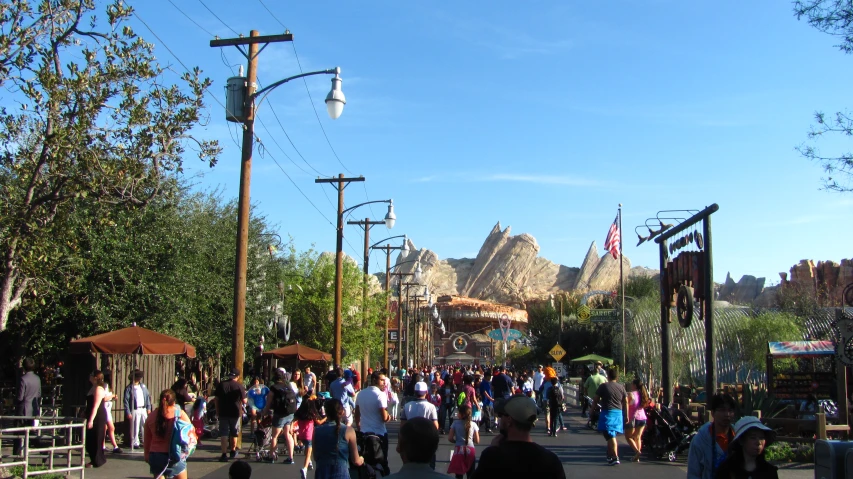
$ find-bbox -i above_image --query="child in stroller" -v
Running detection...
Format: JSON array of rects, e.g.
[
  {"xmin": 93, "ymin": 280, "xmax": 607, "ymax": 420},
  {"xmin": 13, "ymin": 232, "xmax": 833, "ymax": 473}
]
[
  {"xmin": 251, "ymin": 414, "xmax": 277, "ymax": 462},
  {"xmin": 584, "ymin": 396, "xmax": 600, "ymax": 430}
]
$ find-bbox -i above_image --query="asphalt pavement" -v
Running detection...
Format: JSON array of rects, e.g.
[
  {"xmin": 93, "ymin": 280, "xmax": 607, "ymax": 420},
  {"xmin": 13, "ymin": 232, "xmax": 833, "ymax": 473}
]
[{"xmin": 72, "ymin": 404, "xmax": 816, "ymax": 479}]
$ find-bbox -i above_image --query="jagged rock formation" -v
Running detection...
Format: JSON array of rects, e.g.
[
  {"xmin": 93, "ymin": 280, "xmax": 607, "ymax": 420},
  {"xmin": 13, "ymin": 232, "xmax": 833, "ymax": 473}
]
[
  {"xmin": 718, "ymin": 273, "xmax": 766, "ymax": 305},
  {"xmin": 782, "ymin": 259, "xmax": 853, "ymax": 305},
  {"xmin": 381, "ymin": 222, "xmax": 631, "ymax": 305}
]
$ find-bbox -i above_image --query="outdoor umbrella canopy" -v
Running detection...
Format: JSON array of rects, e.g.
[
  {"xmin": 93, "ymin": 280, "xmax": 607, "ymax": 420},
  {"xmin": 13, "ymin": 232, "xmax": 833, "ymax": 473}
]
[
  {"xmin": 263, "ymin": 343, "xmax": 332, "ymax": 361},
  {"xmin": 69, "ymin": 325, "xmax": 196, "ymax": 357},
  {"xmin": 569, "ymin": 354, "xmax": 613, "ymax": 365}
]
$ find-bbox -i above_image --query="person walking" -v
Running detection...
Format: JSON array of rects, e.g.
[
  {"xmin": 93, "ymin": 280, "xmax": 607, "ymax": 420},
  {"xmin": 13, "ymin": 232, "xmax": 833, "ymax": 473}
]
[
  {"xmin": 687, "ymin": 394, "xmax": 737, "ymax": 479},
  {"xmin": 478, "ymin": 370, "xmax": 495, "ymax": 433},
  {"xmin": 213, "ymin": 368, "xmax": 247, "ymax": 462},
  {"xmin": 384, "ymin": 417, "xmax": 447, "ymax": 479},
  {"xmin": 354, "ymin": 371, "xmax": 390, "ymax": 474},
  {"xmin": 295, "ymin": 395, "xmax": 326, "ymax": 479},
  {"xmin": 440, "ymin": 381, "xmax": 457, "ymax": 434},
  {"xmin": 716, "ymin": 416, "xmax": 779, "ymax": 479},
  {"xmin": 471, "ymin": 395, "xmax": 564, "ymax": 478},
  {"xmin": 102, "ymin": 371, "xmax": 122, "ymax": 454},
  {"xmin": 144, "ymin": 389, "xmax": 192, "ymax": 479},
  {"xmin": 85, "ymin": 370, "xmax": 108, "ymax": 468},
  {"xmin": 401, "ymin": 381, "xmax": 439, "ymax": 470},
  {"xmin": 583, "ymin": 365, "xmax": 605, "ymax": 419},
  {"xmin": 124, "ymin": 370, "xmax": 152, "ymax": 449},
  {"xmin": 13, "ymin": 357, "xmax": 41, "ymax": 456},
  {"xmin": 312, "ymin": 399, "xmax": 363, "ymax": 479},
  {"xmin": 624, "ymin": 378, "xmax": 650, "ymax": 462},
  {"xmin": 328, "ymin": 368, "xmax": 355, "ymax": 426},
  {"xmin": 592, "ymin": 367, "xmax": 628, "ymax": 465},
  {"xmin": 546, "ymin": 377, "xmax": 565, "ymax": 437},
  {"xmin": 263, "ymin": 368, "xmax": 298, "ymax": 464},
  {"xmin": 447, "ymin": 404, "xmax": 479, "ymax": 479}
]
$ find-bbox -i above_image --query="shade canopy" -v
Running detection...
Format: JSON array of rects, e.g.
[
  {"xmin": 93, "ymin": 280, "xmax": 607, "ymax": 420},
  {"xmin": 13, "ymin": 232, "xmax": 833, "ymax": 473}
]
[
  {"xmin": 69, "ymin": 326, "xmax": 196, "ymax": 357},
  {"xmin": 569, "ymin": 354, "xmax": 614, "ymax": 365},
  {"xmin": 767, "ymin": 340, "xmax": 834, "ymax": 358},
  {"xmin": 263, "ymin": 343, "xmax": 331, "ymax": 361}
]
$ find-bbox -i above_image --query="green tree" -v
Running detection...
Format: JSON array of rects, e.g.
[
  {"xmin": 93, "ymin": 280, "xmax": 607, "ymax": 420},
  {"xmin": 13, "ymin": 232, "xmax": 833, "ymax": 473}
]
[
  {"xmin": 0, "ymin": 0, "xmax": 219, "ymax": 332},
  {"xmin": 731, "ymin": 311, "xmax": 804, "ymax": 380},
  {"xmin": 794, "ymin": 1, "xmax": 853, "ymax": 191}
]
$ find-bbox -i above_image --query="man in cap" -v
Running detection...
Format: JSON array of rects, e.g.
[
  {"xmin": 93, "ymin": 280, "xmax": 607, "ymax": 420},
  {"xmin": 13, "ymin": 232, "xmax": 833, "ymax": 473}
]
[
  {"xmin": 262, "ymin": 367, "xmax": 299, "ymax": 464},
  {"xmin": 583, "ymin": 363, "xmax": 606, "ymax": 419},
  {"xmin": 214, "ymin": 368, "xmax": 247, "ymax": 462},
  {"xmin": 532, "ymin": 365, "xmax": 545, "ymax": 406},
  {"xmin": 400, "ymin": 380, "xmax": 440, "ymax": 470},
  {"xmin": 329, "ymin": 367, "xmax": 355, "ymax": 426},
  {"xmin": 472, "ymin": 395, "xmax": 564, "ymax": 478}
]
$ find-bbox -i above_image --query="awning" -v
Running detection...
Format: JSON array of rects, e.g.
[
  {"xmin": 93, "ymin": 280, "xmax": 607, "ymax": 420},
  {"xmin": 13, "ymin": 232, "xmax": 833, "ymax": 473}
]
[
  {"xmin": 262, "ymin": 343, "xmax": 332, "ymax": 361},
  {"xmin": 569, "ymin": 354, "xmax": 613, "ymax": 365},
  {"xmin": 767, "ymin": 340, "xmax": 835, "ymax": 358},
  {"xmin": 69, "ymin": 326, "xmax": 196, "ymax": 357}
]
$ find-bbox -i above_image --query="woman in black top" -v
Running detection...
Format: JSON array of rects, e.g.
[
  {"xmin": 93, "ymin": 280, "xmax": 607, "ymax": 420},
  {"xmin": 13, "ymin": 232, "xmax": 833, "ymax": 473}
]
[
  {"xmin": 85, "ymin": 370, "xmax": 108, "ymax": 468},
  {"xmin": 716, "ymin": 416, "xmax": 778, "ymax": 479}
]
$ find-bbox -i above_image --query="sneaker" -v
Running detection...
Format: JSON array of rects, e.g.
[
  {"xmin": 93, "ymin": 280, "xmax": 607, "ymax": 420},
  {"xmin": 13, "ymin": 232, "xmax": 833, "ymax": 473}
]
[
  {"xmin": 283, "ymin": 457, "xmax": 294, "ymax": 465},
  {"xmin": 112, "ymin": 447, "xmax": 123, "ymax": 454},
  {"xmin": 308, "ymin": 462, "xmax": 314, "ymax": 470},
  {"xmin": 230, "ymin": 450, "xmax": 238, "ymax": 459},
  {"xmin": 300, "ymin": 468, "xmax": 307, "ymax": 479},
  {"xmin": 612, "ymin": 458, "xmax": 620, "ymax": 465},
  {"xmin": 219, "ymin": 453, "xmax": 228, "ymax": 462}
]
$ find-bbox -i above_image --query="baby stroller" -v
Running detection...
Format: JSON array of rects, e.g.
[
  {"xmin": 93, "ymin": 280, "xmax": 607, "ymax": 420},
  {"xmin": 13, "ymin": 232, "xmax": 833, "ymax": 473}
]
[
  {"xmin": 642, "ymin": 406, "xmax": 696, "ymax": 462},
  {"xmin": 252, "ymin": 415, "xmax": 279, "ymax": 462},
  {"xmin": 191, "ymin": 396, "xmax": 219, "ymax": 440},
  {"xmin": 584, "ymin": 396, "xmax": 599, "ymax": 430}
]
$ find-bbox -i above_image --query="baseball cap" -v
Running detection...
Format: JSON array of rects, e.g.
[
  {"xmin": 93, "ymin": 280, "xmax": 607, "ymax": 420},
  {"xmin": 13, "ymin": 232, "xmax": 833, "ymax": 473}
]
[
  {"xmin": 732, "ymin": 416, "xmax": 775, "ymax": 444},
  {"xmin": 276, "ymin": 367, "xmax": 287, "ymax": 379},
  {"xmin": 228, "ymin": 367, "xmax": 240, "ymax": 378},
  {"xmin": 494, "ymin": 395, "xmax": 537, "ymax": 426},
  {"xmin": 414, "ymin": 381, "xmax": 428, "ymax": 395},
  {"xmin": 343, "ymin": 369, "xmax": 353, "ymax": 379}
]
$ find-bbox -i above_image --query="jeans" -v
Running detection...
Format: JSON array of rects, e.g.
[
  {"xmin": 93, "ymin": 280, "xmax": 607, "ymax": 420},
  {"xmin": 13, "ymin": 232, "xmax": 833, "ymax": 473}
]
[
  {"xmin": 581, "ymin": 396, "xmax": 589, "ymax": 415},
  {"xmin": 130, "ymin": 409, "xmax": 147, "ymax": 447},
  {"xmin": 549, "ymin": 405, "xmax": 561, "ymax": 434},
  {"xmin": 480, "ymin": 405, "xmax": 493, "ymax": 431},
  {"xmin": 440, "ymin": 404, "xmax": 455, "ymax": 431}
]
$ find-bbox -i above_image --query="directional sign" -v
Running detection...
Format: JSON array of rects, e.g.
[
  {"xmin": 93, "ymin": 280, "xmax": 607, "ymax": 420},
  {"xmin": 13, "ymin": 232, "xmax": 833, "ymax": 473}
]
[
  {"xmin": 487, "ymin": 329, "xmax": 523, "ymax": 341},
  {"xmin": 549, "ymin": 343, "xmax": 566, "ymax": 362}
]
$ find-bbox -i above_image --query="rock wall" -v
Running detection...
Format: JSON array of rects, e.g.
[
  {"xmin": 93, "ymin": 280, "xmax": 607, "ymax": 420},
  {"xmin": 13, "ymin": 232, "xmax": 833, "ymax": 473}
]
[{"xmin": 379, "ymin": 222, "xmax": 631, "ymax": 305}]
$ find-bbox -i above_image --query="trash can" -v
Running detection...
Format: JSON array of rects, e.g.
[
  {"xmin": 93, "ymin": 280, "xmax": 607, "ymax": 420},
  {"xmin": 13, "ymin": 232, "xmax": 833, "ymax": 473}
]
[
  {"xmin": 845, "ymin": 448, "xmax": 853, "ymax": 479},
  {"xmin": 814, "ymin": 439, "xmax": 853, "ymax": 479}
]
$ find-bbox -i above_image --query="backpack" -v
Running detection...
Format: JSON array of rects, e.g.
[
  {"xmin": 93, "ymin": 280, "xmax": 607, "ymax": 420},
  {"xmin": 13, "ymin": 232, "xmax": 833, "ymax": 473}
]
[
  {"xmin": 550, "ymin": 385, "xmax": 564, "ymax": 406},
  {"xmin": 272, "ymin": 383, "xmax": 298, "ymax": 416},
  {"xmin": 456, "ymin": 391, "xmax": 466, "ymax": 407},
  {"xmin": 168, "ymin": 406, "xmax": 197, "ymax": 463}
]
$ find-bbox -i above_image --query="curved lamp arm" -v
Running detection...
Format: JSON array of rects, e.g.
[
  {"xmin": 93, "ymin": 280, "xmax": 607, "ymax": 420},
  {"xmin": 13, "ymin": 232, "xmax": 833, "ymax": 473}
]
[
  {"xmin": 343, "ymin": 199, "xmax": 395, "ymax": 228},
  {"xmin": 253, "ymin": 67, "xmax": 345, "ymax": 119},
  {"xmin": 370, "ymin": 234, "xmax": 407, "ymax": 250}
]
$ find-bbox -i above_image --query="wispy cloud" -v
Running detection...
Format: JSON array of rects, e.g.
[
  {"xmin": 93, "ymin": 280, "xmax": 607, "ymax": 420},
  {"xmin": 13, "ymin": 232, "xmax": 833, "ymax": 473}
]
[
  {"xmin": 481, "ymin": 174, "xmax": 602, "ymax": 187},
  {"xmin": 413, "ymin": 176, "xmax": 436, "ymax": 183}
]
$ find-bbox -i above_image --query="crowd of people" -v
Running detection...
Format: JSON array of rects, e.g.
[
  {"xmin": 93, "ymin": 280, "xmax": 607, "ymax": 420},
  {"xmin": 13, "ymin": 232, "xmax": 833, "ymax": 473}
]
[{"xmin": 9, "ymin": 356, "xmax": 787, "ymax": 479}]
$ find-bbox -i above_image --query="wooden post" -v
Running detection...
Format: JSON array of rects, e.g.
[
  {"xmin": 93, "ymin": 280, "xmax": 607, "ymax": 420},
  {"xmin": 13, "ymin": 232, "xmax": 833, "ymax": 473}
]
[{"xmin": 817, "ymin": 412, "xmax": 827, "ymax": 440}]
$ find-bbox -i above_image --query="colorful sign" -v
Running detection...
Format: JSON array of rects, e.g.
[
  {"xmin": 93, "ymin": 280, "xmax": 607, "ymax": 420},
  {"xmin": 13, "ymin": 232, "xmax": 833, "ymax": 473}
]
[{"xmin": 487, "ymin": 329, "xmax": 523, "ymax": 341}]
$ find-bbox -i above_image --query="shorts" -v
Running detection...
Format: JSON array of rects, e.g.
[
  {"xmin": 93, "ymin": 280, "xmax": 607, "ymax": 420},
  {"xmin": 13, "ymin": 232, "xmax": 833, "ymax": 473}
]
[
  {"xmin": 219, "ymin": 416, "xmax": 240, "ymax": 437},
  {"xmin": 598, "ymin": 409, "xmax": 624, "ymax": 440},
  {"xmin": 148, "ymin": 451, "xmax": 187, "ymax": 478},
  {"xmin": 248, "ymin": 405, "xmax": 263, "ymax": 414},
  {"xmin": 298, "ymin": 438, "xmax": 313, "ymax": 447},
  {"xmin": 628, "ymin": 419, "xmax": 646, "ymax": 429},
  {"xmin": 272, "ymin": 414, "xmax": 294, "ymax": 429}
]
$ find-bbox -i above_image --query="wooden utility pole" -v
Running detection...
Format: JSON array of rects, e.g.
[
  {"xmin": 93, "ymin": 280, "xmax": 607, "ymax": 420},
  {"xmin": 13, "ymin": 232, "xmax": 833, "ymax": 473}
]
[{"xmin": 210, "ymin": 31, "xmax": 293, "ymax": 380}]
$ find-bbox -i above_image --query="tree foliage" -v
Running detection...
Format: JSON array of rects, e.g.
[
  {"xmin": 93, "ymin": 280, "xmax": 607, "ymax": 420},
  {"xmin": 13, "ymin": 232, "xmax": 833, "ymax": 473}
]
[
  {"xmin": 0, "ymin": 0, "xmax": 220, "ymax": 332},
  {"xmin": 794, "ymin": 1, "xmax": 853, "ymax": 191},
  {"xmin": 731, "ymin": 311, "xmax": 804, "ymax": 378}
]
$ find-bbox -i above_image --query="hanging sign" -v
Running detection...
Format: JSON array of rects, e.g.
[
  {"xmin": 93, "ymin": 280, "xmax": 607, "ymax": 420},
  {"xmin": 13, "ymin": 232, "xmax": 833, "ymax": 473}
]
[{"xmin": 487, "ymin": 329, "xmax": 523, "ymax": 341}]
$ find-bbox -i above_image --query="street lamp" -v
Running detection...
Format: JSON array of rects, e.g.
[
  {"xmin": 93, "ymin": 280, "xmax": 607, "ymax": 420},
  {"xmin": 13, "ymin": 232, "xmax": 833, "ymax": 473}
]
[
  {"xmin": 370, "ymin": 235, "xmax": 409, "ymax": 371},
  {"xmin": 326, "ymin": 199, "xmax": 395, "ymax": 368}
]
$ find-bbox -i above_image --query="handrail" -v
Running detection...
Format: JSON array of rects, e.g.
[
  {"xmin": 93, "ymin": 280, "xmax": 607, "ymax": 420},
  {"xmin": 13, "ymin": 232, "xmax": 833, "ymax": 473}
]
[{"xmin": 0, "ymin": 416, "xmax": 86, "ymax": 478}]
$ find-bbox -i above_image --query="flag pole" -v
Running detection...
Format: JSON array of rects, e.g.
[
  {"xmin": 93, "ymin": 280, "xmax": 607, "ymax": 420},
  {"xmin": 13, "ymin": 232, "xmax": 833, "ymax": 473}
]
[{"xmin": 619, "ymin": 203, "xmax": 625, "ymax": 373}]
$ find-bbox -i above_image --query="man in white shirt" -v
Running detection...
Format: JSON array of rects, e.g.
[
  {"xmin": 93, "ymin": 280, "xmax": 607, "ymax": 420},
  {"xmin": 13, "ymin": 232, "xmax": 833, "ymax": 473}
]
[
  {"xmin": 122, "ymin": 370, "xmax": 151, "ymax": 449},
  {"xmin": 303, "ymin": 366, "xmax": 317, "ymax": 393},
  {"xmin": 354, "ymin": 371, "xmax": 390, "ymax": 474},
  {"xmin": 532, "ymin": 365, "xmax": 545, "ymax": 404}
]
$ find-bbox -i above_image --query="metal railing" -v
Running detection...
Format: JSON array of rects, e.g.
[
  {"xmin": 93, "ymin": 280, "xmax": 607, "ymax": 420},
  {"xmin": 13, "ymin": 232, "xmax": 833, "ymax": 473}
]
[{"xmin": 0, "ymin": 415, "xmax": 86, "ymax": 478}]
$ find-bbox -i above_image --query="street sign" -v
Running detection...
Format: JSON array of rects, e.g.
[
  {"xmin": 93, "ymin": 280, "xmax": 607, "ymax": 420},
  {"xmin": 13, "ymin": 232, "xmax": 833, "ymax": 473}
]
[
  {"xmin": 590, "ymin": 309, "xmax": 619, "ymax": 323},
  {"xmin": 549, "ymin": 343, "xmax": 566, "ymax": 361},
  {"xmin": 487, "ymin": 328, "xmax": 522, "ymax": 341},
  {"xmin": 552, "ymin": 362, "xmax": 566, "ymax": 377}
]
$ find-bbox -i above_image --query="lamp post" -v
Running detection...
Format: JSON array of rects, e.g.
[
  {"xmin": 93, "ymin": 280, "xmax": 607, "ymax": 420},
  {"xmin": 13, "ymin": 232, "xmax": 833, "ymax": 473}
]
[
  {"xmin": 401, "ymin": 281, "xmax": 420, "ymax": 368},
  {"xmin": 213, "ymin": 31, "xmax": 345, "ymax": 378},
  {"xmin": 320, "ymin": 198, "xmax": 395, "ymax": 368},
  {"xmin": 389, "ymin": 258, "xmax": 420, "ymax": 371},
  {"xmin": 370, "ymin": 236, "xmax": 409, "ymax": 371}
]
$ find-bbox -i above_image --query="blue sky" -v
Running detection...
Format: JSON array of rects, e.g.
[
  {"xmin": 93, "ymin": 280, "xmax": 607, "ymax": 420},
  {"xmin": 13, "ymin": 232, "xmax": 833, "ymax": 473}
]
[{"xmin": 129, "ymin": 1, "xmax": 853, "ymax": 285}]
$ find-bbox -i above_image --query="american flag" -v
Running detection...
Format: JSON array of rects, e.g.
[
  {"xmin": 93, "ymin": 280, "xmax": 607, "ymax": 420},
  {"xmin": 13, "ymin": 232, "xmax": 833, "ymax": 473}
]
[{"xmin": 604, "ymin": 215, "xmax": 620, "ymax": 259}]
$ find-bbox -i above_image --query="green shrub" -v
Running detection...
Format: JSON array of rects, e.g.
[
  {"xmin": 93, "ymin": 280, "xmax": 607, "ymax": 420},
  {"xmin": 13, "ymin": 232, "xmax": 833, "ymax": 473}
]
[
  {"xmin": 6, "ymin": 465, "xmax": 67, "ymax": 479},
  {"xmin": 764, "ymin": 442, "xmax": 794, "ymax": 462}
]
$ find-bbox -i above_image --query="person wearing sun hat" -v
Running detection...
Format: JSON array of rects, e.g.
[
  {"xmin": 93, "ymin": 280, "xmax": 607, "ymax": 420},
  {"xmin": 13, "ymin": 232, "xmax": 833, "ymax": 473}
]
[
  {"xmin": 687, "ymin": 394, "xmax": 737, "ymax": 479},
  {"xmin": 471, "ymin": 395, "xmax": 565, "ymax": 478},
  {"xmin": 715, "ymin": 416, "xmax": 778, "ymax": 479}
]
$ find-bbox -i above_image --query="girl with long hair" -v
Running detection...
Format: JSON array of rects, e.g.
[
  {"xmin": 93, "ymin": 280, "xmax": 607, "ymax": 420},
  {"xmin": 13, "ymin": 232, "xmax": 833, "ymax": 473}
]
[
  {"xmin": 625, "ymin": 378, "xmax": 650, "ymax": 462},
  {"xmin": 102, "ymin": 370, "xmax": 122, "ymax": 454},
  {"xmin": 295, "ymin": 395, "xmax": 327, "ymax": 479},
  {"xmin": 85, "ymin": 370, "xmax": 108, "ymax": 468},
  {"xmin": 312, "ymin": 399, "xmax": 363, "ymax": 479},
  {"xmin": 447, "ymin": 404, "xmax": 479, "ymax": 479},
  {"xmin": 144, "ymin": 389, "xmax": 192, "ymax": 479}
]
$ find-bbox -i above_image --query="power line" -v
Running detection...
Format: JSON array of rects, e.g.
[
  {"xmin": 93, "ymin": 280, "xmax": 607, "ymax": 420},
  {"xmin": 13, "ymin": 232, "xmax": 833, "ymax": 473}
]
[
  {"xmin": 255, "ymin": 116, "xmax": 309, "ymax": 175},
  {"xmin": 257, "ymin": 0, "xmax": 288, "ymax": 30},
  {"xmin": 197, "ymin": 0, "xmax": 240, "ymax": 36},
  {"xmin": 166, "ymin": 0, "xmax": 216, "ymax": 37}
]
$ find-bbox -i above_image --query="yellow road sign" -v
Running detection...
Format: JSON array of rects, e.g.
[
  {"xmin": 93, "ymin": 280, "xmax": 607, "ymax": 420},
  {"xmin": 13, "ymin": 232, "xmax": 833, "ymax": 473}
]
[
  {"xmin": 578, "ymin": 305, "xmax": 591, "ymax": 324},
  {"xmin": 549, "ymin": 344, "xmax": 566, "ymax": 362}
]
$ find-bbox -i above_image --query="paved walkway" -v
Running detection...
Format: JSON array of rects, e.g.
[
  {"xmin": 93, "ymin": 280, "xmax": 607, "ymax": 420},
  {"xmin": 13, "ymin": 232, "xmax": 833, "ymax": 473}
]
[{"xmin": 72, "ymin": 408, "xmax": 813, "ymax": 479}]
